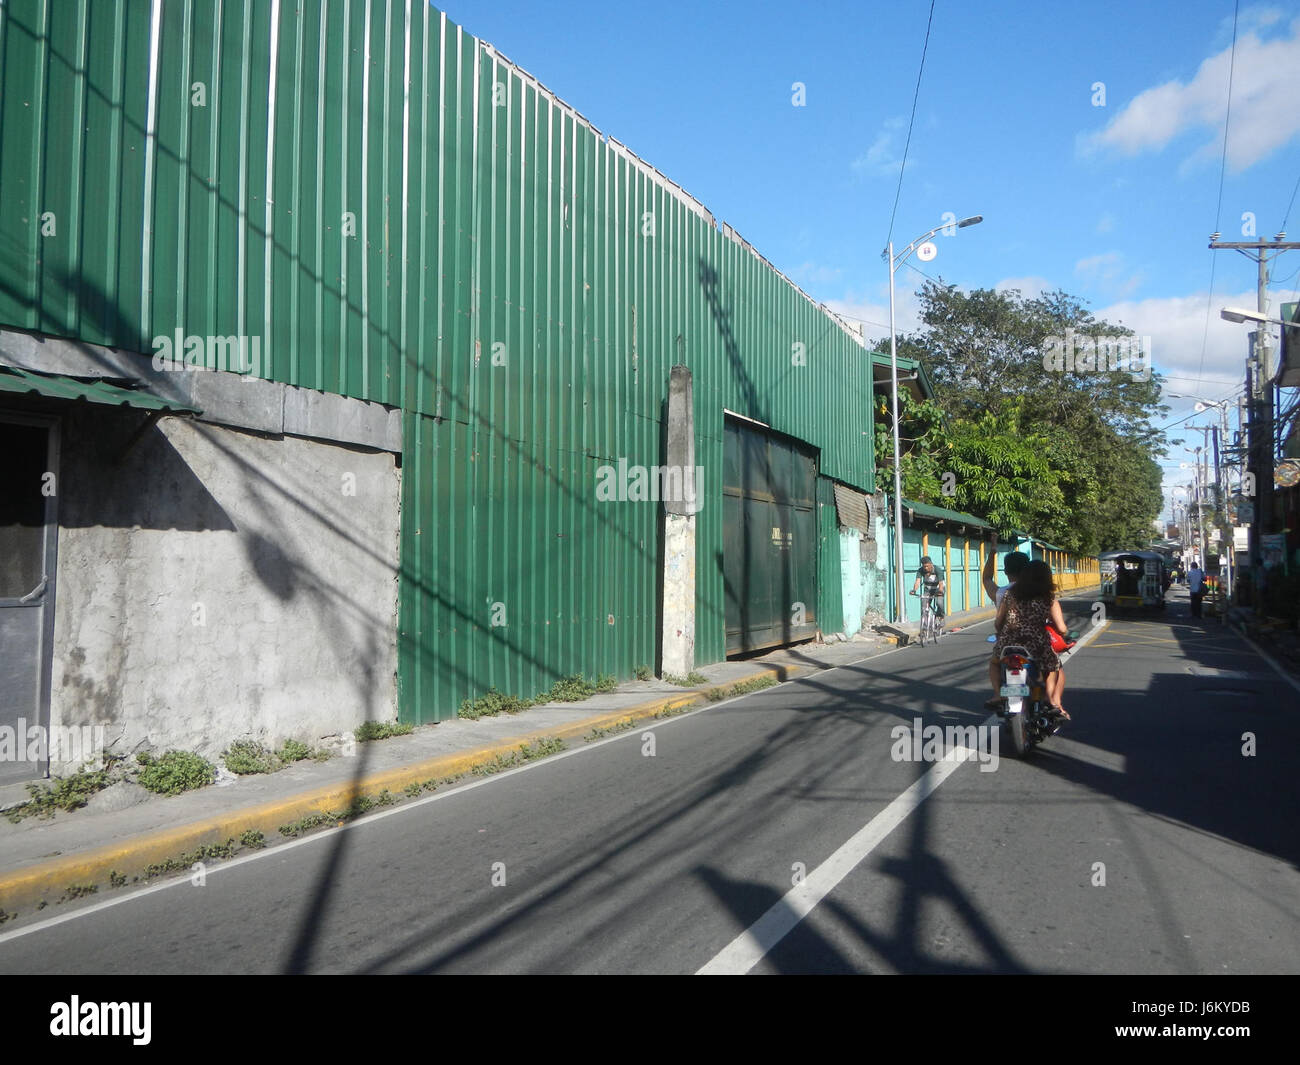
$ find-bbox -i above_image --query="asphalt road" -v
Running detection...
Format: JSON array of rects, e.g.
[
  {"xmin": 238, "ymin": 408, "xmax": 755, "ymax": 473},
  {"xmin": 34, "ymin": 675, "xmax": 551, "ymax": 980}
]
[{"xmin": 2, "ymin": 590, "xmax": 1297, "ymax": 974}]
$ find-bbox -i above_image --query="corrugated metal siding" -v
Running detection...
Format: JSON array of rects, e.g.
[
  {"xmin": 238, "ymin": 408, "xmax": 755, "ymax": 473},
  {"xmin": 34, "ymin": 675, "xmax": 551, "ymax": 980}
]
[
  {"xmin": 832, "ymin": 481, "xmax": 873, "ymax": 533},
  {"xmin": 0, "ymin": 0, "xmax": 876, "ymax": 722}
]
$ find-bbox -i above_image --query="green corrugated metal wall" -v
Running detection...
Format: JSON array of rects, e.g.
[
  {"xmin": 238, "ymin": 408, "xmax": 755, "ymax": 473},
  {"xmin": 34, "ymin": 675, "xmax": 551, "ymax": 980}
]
[
  {"xmin": 0, "ymin": 0, "xmax": 875, "ymax": 722},
  {"xmin": 816, "ymin": 478, "xmax": 842, "ymax": 642}
]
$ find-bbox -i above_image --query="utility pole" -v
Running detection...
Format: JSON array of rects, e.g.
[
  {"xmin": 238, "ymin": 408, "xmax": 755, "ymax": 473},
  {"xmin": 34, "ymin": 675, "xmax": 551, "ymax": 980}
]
[
  {"xmin": 1211, "ymin": 422, "xmax": 1233, "ymax": 603},
  {"xmin": 1207, "ymin": 233, "xmax": 1300, "ymax": 599}
]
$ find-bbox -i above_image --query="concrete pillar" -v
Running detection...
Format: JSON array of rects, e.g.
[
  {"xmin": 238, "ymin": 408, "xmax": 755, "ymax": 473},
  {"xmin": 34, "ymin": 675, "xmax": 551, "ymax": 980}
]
[{"xmin": 660, "ymin": 365, "xmax": 696, "ymax": 677}]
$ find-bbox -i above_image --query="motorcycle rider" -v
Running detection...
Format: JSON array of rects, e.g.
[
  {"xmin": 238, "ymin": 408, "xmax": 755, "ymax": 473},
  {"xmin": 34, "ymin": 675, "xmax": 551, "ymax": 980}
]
[
  {"xmin": 994, "ymin": 560, "xmax": 1071, "ymax": 718},
  {"xmin": 983, "ymin": 545, "xmax": 1030, "ymax": 709}
]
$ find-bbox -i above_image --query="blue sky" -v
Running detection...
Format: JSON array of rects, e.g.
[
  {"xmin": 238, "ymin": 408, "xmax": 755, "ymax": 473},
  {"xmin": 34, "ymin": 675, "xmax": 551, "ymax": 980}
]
[{"xmin": 436, "ymin": 0, "xmax": 1300, "ymax": 510}]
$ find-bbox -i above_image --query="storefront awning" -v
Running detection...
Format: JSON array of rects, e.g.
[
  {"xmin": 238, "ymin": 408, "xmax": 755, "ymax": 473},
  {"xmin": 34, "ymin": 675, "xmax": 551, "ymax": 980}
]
[{"xmin": 0, "ymin": 366, "xmax": 199, "ymax": 413}]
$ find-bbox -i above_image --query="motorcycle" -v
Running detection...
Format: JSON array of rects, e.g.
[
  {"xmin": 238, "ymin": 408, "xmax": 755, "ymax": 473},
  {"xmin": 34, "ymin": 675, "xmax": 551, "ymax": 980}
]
[{"xmin": 987, "ymin": 629, "xmax": 1077, "ymax": 756}]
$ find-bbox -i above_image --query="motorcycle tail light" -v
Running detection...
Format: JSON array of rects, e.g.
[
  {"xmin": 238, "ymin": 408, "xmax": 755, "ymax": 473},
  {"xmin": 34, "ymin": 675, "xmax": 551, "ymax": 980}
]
[{"xmin": 1005, "ymin": 655, "xmax": 1024, "ymax": 670}]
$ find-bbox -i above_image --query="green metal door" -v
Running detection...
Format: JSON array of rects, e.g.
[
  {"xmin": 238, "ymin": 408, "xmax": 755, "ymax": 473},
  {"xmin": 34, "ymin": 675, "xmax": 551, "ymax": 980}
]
[{"xmin": 723, "ymin": 417, "xmax": 819, "ymax": 653}]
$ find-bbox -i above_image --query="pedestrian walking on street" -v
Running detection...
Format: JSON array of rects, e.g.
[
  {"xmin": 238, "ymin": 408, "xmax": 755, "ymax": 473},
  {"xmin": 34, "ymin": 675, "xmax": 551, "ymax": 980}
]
[{"xmin": 1187, "ymin": 560, "xmax": 1206, "ymax": 618}]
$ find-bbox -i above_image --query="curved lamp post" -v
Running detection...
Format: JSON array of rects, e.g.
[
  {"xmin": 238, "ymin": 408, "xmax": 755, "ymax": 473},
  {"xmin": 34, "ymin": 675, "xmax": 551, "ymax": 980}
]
[{"xmin": 884, "ymin": 214, "xmax": 982, "ymax": 622}]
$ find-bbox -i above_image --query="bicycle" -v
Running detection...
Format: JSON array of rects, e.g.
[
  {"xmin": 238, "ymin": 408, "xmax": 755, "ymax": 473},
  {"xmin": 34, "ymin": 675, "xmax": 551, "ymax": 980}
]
[{"xmin": 911, "ymin": 590, "xmax": 944, "ymax": 647}]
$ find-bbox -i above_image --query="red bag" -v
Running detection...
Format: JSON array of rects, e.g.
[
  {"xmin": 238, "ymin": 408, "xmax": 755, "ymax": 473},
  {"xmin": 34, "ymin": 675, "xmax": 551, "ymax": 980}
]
[{"xmin": 1045, "ymin": 625, "xmax": 1068, "ymax": 653}]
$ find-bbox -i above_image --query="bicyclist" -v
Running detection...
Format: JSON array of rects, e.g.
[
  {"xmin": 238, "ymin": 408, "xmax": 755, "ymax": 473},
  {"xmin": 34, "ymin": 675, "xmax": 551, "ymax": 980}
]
[{"xmin": 911, "ymin": 556, "xmax": 946, "ymax": 620}]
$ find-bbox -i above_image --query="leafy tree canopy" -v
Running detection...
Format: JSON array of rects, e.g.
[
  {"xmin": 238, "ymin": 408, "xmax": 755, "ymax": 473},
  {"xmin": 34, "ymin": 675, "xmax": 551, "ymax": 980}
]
[{"xmin": 874, "ymin": 281, "xmax": 1167, "ymax": 554}]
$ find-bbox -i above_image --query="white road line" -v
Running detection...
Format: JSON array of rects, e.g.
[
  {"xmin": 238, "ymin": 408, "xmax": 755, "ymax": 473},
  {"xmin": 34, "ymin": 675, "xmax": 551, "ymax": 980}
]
[
  {"xmin": 1232, "ymin": 628, "xmax": 1300, "ymax": 696},
  {"xmin": 697, "ymin": 601, "xmax": 1107, "ymax": 976},
  {"xmin": 696, "ymin": 748, "xmax": 973, "ymax": 975}
]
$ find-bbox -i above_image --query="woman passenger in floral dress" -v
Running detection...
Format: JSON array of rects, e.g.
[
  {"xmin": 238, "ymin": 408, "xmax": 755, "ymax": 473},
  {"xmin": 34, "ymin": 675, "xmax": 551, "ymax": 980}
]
[{"xmin": 994, "ymin": 560, "xmax": 1071, "ymax": 718}]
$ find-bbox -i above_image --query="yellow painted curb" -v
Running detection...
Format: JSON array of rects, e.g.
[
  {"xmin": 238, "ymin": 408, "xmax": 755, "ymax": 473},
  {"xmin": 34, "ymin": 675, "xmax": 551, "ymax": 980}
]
[{"xmin": 0, "ymin": 667, "xmax": 797, "ymax": 917}]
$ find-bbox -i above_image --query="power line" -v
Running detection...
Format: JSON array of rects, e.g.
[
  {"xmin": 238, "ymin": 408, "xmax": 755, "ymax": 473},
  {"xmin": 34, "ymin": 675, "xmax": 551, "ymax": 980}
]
[
  {"xmin": 900, "ymin": 258, "xmax": 942, "ymax": 286},
  {"xmin": 1281, "ymin": 169, "xmax": 1300, "ymax": 233},
  {"xmin": 1213, "ymin": 0, "xmax": 1239, "ymax": 234},
  {"xmin": 1193, "ymin": 255, "xmax": 1219, "ymax": 388},
  {"xmin": 1196, "ymin": 1, "xmax": 1239, "ymax": 390},
  {"xmin": 884, "ymin": 0, "xmax": 936, "ymax": 249}
]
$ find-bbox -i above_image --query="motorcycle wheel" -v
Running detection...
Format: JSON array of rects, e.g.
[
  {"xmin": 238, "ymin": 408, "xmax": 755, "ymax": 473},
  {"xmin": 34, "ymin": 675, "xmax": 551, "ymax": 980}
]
[{"xmin": 1007, "ymin": 707, "xmax": 1029, "ymax": 757}]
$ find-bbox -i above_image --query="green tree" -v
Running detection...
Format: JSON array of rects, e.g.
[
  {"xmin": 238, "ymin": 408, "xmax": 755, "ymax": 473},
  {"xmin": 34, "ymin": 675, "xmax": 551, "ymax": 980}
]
[{"xmin": 876, "ymin": 281, "xmax": 1168, "ymax": 553}]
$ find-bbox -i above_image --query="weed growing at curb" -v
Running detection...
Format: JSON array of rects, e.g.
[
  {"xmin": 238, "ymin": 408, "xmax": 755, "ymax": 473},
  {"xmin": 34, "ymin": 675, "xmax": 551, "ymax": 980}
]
[
  {"xmin": 0, "ymin": 910, "xmax": 13, "ymax": 926},
  {"xmin": 585, "ymin": 718, "xmax": 639, "ymax": 742},
  {"xmin": 706, "ymin": 675, "xmax": 777, "ymax": 701},
  {"xmin": 653, "ymin": 700, "xmax": 701, "ymax": 721},
  {"xmin": 354, "ymin": 721, "xmax": 414, "ymax": 742},
  {"xmin": 459, "ymin": 687, "xmax": 536, "ymax": 719},
  {"xmin": 5, "ymin": 764, "xmax": 114, "ymax": 823},
  {"xmin": 663, "ymin": 671, "xmax": 708, "ymax": 687},
  {"xmin": 109, "ymin": 870, "xmax": 127, "ymax": 888},
  {"xmin": 278, "ymin": 789, "xmax": 401, "ymax": 839},
  {"xmin": 143, "ymin": 839, "xmax": 238, "ymax": 879},
  {"xmin": 276, "ymin": 812, "xmax": 335, "ymax": 839},
  {"xmin": 222, "ymin": 738, "xmax": 325, "ymax": 775},
  {"xmin": 137, "ymin": 751, "xmax": 216, "ymax": 796},
  {"xmin": 471, "ymin": 737, "xmax": 567, "ymax": 775},
  {"xmin": 413, "ymin": 774, "xmax": 465, "ymax": 794},
  {"xmin": 634, "ymin": 665, "xmax": 652, "ymax": 681},
  {"xmin": 278, "ymin": 739, "xmax": 312, "ymax": 763},
  {"xmin": 59, "ymin": 883, "xmax": 97, "ymax": 902},
  {"xmin": 459, "ymin": 673, "xmax": 621, "ymax": 720},
  {"xmin": 240, "ymin": 829, "xmax": 266, "ymax": 850},
  {"xmin": 223, "ymin": 740, "xmax": 281, "ymax": 775},
  {"xmin": 547, "ymin": 674, "xmax": 598, "ymax": 702}
]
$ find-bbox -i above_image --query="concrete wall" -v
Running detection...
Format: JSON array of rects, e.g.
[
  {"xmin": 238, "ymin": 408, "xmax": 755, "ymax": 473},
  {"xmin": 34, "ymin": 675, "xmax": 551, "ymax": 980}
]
[
  {"xmin": 838, "ymin": 530, "xmax": 864, "ymax": 636},
  {"xmin": 48, "ymin": 407, "xmax": 400, "ymax": 773}
]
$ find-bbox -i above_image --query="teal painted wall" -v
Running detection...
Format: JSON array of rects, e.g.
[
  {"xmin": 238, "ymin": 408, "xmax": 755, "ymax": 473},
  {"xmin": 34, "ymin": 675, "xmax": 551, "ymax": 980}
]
[{"xmin": 838, "ymin": 530, "xmax": 864, "ymax": 635}]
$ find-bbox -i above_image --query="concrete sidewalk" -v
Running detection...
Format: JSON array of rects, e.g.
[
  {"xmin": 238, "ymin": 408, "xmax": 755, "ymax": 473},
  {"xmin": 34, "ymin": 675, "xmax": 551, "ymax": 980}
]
[{"xmin": 0, "ymin": 623, "xmax": 929, "ymax": 920}]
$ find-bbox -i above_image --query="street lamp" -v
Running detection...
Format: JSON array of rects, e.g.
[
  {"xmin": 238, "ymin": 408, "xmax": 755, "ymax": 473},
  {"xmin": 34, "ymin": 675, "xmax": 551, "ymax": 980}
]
[
  {"xmin": 1180, "ymin": 451, "xmax": 1210, "ymax": 571},
  {"xmin": 1168, "ymin": 392, "xmax": 1237, "ymax": 598},
  {"xmin": 1220, "ymin": 306, "xmax": 1291, "ymax": 327},
  {"xmin": 1169, "ymin": 484, "xmax": 1193, "ymax": 558},
  {"xmin": 884, "ymin": 214, "xmax": 983, "ymax": 623}
]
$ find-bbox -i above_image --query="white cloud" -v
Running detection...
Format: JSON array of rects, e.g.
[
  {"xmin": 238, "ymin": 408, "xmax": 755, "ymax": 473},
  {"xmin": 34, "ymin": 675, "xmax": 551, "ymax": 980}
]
[
  {"xmin": 1093, "ymin": 288, "xmax": 1260, "ymax": 390},
  {"xmin": 852, "ymin": 116, "xmax": 911, "ymax": 178},
  {"xmin": 1216, "ymin": 4, "xmax": 1284, "ymax": 44},
  {"xmin": 1074, "ymin": 251, "xmax": 1144, "ymax": 298},
  {"xmin": 1097, "ymin": 212, "xmax": 1116, "ymax": 234},
  {"xmin": 792, "ymin": 261, "xmax": 844, "ymax": 286},
  {"xmin": 826, "ymin": 286, "xmax": 923, "ymax": 345},
  {"xmin": 993, "ymin": 276, "xmax": 1055, "ymax": 299},
  {"xmin": 1081, "ymin": 16, "xmax": 1300, "ymax": 172}
]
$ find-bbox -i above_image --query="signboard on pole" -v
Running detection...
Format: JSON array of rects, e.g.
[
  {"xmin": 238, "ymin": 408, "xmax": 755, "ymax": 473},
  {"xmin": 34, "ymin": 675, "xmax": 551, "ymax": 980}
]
[{"xmin": 1262, "ymin": 532, "xmax": 1286, "ymax": 567}]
